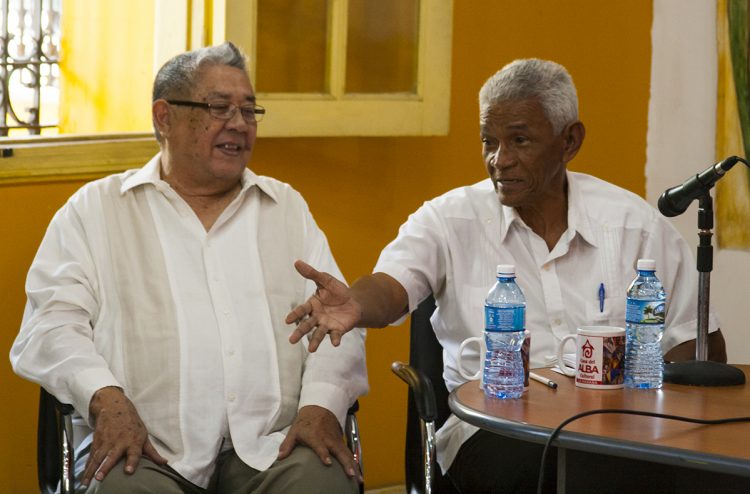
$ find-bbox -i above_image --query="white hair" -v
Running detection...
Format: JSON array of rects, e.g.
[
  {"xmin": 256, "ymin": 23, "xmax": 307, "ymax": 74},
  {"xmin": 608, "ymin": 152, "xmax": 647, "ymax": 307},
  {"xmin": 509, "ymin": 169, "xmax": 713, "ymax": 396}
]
[{"xmin": 479, "ymin": 59, "xmax": 579, "ymax": 134}]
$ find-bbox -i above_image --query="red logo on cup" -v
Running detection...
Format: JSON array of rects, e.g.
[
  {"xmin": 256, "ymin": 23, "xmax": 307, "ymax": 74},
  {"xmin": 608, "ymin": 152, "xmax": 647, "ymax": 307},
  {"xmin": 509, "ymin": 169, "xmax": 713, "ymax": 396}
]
[{"xmin": 581, "ymin": 339, "xmax": 594, "ymax": 359}]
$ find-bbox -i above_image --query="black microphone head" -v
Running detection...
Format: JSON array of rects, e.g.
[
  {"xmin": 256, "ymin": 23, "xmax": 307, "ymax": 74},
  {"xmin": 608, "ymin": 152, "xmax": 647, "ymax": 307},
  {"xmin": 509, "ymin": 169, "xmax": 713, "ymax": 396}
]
[
  {"xmin": 658, "ymin": 188, "xmax": 687, "ymax": 217},
  {"xmin": 657, "ymin": 156, "xmax": 742, "ymax": 217}
]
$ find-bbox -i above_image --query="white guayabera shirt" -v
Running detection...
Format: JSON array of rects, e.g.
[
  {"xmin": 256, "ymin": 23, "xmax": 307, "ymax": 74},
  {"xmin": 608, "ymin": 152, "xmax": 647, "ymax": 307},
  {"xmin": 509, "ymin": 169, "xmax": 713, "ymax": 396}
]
[
  {"xmin": 11, "ymin": 154, "xmax": 368, "ymax": 488},
  {"xmin": 374, "ymin": 171, "xmax": 716, "ymax": 472}
]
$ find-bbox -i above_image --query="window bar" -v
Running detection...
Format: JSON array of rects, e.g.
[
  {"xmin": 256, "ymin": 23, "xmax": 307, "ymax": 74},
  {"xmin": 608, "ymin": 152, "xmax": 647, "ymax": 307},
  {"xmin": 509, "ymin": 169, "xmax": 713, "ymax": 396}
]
[{"xmin": 0, "ymin": 0, "xmax": 60, "ymax": 136}]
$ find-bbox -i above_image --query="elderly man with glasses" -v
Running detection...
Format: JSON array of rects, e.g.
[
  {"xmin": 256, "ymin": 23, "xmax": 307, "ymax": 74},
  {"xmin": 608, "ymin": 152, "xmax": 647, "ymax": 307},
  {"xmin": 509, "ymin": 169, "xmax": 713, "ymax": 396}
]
[{"xmin": 10, "ymin": 42, "xmax": 367, "ymax": 493}]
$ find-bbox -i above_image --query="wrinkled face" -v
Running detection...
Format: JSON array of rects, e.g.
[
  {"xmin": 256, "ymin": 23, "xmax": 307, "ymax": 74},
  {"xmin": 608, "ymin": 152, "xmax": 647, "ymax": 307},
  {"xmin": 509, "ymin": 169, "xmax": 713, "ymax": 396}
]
[
  {"xmin": 162, "ymin": 65, "xmax": 257, "ymax": 188},
  {"xmin": 480, "ymin": 98, "xmax": 570, "ymax": 209}
]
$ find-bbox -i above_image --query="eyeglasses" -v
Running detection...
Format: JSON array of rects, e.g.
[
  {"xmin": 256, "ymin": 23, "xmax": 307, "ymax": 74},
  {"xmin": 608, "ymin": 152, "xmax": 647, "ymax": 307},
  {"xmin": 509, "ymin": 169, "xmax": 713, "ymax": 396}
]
[{"xmin": 166, "ymin": 100, "xmax": 266, "ymax": 123}]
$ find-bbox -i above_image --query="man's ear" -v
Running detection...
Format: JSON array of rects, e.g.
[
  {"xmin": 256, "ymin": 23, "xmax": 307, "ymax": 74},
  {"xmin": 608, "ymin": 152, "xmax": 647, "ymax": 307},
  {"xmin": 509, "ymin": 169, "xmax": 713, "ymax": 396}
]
[
  {"xmin": 152, "ymin": 99, "xmax": 171, "ymax": 139},
  {"xmin": 561, "ymin": 121, "xmax": 585, "ymax": 163}
]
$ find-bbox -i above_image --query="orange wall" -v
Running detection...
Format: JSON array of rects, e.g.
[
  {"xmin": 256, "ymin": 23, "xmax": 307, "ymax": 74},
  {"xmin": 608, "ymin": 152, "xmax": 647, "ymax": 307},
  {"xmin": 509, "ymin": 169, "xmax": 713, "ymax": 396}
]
[{"xmin": 0, "ymin": 1, "xmax": 652, "ymax": 490}]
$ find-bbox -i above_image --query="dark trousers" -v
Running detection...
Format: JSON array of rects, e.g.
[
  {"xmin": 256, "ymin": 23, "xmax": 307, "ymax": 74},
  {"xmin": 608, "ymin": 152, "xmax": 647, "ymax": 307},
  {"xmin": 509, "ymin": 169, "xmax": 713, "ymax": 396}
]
[
  {"xmin": 447, "ymin": 429, "xmax": 750, "ymax": 494},
  {"xmin": 447, "ymin": 430, "xmax": 557, "ymax": 493}
]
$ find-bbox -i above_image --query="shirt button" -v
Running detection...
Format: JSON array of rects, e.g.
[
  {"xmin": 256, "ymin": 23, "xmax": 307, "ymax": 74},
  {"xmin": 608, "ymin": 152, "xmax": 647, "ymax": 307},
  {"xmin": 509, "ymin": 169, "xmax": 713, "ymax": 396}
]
[
  {"xmin": 228, "ymin": 394, "xmax": 236, "ymax": 402},
  {"xmin": 228, "ymin": 349, "xmax": 235, "ymax": 356},
  {"xmin": 554, "ymin": 318, "xmax": 562, "ymax": 326}
]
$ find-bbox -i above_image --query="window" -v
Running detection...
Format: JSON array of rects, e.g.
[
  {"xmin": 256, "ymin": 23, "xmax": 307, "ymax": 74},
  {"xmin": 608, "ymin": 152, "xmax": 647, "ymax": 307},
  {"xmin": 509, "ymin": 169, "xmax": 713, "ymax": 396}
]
[
  {"xmin": 0, "ymin": 0, "xmax": 61, "ymax": 136},
  {"xmin": 0, "ymin": 1, "xmax": 452, "ymax": 184},
  {"xmin": 156, "ymin": 0, "xmax": 454, "ymax": 137},
  {"xmin": 0, "ymin": 1, "xmax": 157, "ymax": 184}
]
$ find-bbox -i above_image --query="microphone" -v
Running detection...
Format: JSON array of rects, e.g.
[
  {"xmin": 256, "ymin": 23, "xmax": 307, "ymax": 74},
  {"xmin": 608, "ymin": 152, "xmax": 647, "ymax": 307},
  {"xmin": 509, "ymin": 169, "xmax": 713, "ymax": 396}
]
[{"xmin": 657, "ymin": 156, "xmax": 742, "ymax": 217}]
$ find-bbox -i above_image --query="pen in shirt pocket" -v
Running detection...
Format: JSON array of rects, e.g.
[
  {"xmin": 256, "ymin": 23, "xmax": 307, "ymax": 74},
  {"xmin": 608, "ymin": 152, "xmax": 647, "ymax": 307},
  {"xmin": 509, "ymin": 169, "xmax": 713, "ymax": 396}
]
[{"xmin": 598, "ymin": 282, "xmax": 605, "ymax": 312}]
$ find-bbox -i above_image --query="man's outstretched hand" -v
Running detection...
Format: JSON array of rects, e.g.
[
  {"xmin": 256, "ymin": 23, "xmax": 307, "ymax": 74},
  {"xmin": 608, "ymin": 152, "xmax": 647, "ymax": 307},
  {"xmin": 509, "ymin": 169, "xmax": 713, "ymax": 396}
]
[{"xmin": 286, "ymin": 260, "xmax": 362, "ymax": 352}]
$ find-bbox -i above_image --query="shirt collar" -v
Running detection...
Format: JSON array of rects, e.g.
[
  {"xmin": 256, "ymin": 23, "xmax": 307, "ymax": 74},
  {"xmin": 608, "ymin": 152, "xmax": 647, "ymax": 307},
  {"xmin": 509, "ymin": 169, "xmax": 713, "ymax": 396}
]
[
  {"xmin": 496, "ymin": 171, "xmax": 597, "ymax": 247},
  {"xmin": 565, "ymin": 171, "xmax": 597, "ymax": 247},
  {"xmin": 120, "ymin": 153, "xmax": 278, "ymax": 203},
  {"xmin": 498, "ymin": 200, "xmax": 522, "ymax": 244}
]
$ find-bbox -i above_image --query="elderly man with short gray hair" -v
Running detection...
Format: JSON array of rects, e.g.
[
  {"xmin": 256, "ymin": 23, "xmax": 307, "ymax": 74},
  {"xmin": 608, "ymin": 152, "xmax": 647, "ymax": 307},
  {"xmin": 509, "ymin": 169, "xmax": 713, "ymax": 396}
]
[{"xmin": 286, "ymin": 58, "xmax": 725, "ymax": 492}]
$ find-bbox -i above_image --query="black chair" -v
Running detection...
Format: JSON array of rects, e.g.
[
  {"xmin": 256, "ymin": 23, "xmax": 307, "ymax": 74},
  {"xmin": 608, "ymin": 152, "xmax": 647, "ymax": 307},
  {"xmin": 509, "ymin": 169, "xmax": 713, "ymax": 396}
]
[
  {"xmin": 344, "ymin": 400, "xmax": 364, "ymax": 494},
  {"xmin": 38, "ymin": 388, "xmax": 75, "ymax": 494},
  {"xmin": 391, "ymin": 295, "xmax": 459, "ymax": 494}
]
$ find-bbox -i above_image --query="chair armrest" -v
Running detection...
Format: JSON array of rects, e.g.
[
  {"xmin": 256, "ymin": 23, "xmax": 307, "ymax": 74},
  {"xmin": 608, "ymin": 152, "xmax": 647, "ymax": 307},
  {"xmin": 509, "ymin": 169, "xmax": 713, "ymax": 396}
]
[
  {"xmin": 345, "ymin": 401, "xmax": 364, "ymax": 493},
  {"xmin": 391, "ymin": 361, "xmax": 438, "ymax": 422},
  {"xmin": 38, "ymin": 389, "xmax": 76, "ymax": 494}
]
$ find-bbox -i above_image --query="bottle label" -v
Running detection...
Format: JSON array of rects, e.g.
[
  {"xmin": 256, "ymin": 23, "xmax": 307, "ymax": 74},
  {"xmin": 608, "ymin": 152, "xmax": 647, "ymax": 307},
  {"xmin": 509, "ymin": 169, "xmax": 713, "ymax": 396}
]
[
  {"xmin": 626, "ymin": 299, "xmax": 665, "ymax": 325},
  {"xmin": 485, "ymin": 305, "xmax": 525, "ymax": 331}
]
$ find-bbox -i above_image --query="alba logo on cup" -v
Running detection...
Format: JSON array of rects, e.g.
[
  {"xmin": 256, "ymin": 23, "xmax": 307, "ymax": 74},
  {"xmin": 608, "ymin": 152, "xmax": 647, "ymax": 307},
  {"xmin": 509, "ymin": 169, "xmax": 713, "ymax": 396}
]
[
  {"xmin": 557, "ymin": 326, "xmax": 625, "ymax": 389},
  {"xmin": 581, "ymin": 340, "xmax": 594, "ymax": 359}
]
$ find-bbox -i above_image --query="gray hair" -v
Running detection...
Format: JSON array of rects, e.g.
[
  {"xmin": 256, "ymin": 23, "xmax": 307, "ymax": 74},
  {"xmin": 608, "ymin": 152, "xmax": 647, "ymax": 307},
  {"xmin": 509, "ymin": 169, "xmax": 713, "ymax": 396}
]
[
  {"xmin": 152, "ymin": 42, "xmax": 248, "ymax": 141},
  {"xmin": 479, "ymin": 59, "xmax": 578, "ymax": 134}
]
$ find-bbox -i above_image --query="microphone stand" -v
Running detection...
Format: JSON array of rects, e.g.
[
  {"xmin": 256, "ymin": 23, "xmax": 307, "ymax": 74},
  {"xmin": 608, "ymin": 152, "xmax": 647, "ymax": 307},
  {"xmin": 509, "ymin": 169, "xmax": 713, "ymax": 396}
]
[{"xmin": 663, "ymin": 193, "xmax": 745, "ymax": 386}]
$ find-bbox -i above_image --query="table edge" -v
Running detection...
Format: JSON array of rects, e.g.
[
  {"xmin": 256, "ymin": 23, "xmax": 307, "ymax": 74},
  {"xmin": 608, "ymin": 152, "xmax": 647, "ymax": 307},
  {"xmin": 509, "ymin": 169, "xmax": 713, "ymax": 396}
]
[{"xmin": 448, "ymin": 388, "xmax": 750, "ymax": 478}]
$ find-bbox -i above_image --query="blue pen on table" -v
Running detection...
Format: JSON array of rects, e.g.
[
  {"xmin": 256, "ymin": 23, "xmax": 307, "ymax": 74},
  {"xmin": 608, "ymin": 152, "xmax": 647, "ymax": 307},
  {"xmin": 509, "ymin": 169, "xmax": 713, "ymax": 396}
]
[{"xmin": 598, "ymin": 282, "xmax": 605, "ymax": 312}]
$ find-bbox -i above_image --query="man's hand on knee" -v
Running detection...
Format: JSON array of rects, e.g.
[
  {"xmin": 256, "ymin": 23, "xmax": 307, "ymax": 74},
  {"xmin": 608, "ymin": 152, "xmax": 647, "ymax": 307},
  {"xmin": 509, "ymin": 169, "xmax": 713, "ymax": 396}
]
[
  {"xmin": 82, "ymin": 386, "xmax": 168, "ymax": 486},
  {"xmin": 277, "ymin": 405, "xmax": 361, "ymax": 481}
]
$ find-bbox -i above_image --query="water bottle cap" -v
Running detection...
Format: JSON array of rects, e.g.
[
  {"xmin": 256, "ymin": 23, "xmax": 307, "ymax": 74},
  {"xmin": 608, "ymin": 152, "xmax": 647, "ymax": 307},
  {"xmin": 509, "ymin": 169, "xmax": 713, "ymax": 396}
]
[
  {"xmin": 496, "ymin": 264, "xmax": 515, "ymax": 276},
  {"xmin": 637, "ymin": 259, "xmax": 656, "ymax": 271}
]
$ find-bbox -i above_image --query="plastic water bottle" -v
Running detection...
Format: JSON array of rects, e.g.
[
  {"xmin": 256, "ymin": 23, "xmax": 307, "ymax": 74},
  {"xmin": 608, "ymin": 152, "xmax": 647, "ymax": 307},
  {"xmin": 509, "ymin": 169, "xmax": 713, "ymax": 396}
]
[
  {"xmin": 624, "ymin": 259, "xmax": 666, "ymax": 389},
  {"xmin": 483, "ymin": 264, "xmax": 526, "ymax": 399}
]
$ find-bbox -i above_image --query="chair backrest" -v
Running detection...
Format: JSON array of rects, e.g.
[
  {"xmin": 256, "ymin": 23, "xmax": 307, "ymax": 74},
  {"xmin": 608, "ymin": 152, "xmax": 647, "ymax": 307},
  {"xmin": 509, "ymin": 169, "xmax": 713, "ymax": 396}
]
[{"xmin": 404, "ymin": 295, "xmax": 459, "ymax": 494}]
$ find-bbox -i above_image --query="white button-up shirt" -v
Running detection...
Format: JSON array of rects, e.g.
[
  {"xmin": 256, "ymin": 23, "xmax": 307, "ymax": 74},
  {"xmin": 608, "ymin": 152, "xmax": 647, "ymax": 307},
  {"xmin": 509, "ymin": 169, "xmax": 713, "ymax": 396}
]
[
  {"xmin": 11, "ymin": 155, "xmax": 368, "ymax": 487},
  {"xmin": 374, "ymin": 171, "xmax": 716, "ymax": 472}
]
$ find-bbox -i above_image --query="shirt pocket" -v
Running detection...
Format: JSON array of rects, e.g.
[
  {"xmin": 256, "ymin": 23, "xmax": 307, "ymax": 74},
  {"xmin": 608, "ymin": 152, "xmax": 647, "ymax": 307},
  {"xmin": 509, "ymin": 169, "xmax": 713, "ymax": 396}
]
[{"xmin": 584, "ymin": 287, "xmax": 623, "ymax": 326}]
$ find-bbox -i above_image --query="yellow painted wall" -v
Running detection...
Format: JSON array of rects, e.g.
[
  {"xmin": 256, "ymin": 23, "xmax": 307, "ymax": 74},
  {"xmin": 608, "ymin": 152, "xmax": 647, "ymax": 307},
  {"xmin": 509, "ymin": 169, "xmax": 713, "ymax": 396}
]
[
  {"xmin": 0, "ymin": 1, "xmax": 652, "ymax": 490},
  {"xmin": 58, "ymin": 0, "xmax": 154, "ymax": 133}
]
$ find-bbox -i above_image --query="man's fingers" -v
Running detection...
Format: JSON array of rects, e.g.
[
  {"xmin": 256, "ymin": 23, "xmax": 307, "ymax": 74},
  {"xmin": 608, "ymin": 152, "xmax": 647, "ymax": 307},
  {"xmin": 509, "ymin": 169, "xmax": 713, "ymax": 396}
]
[
  {"xmin": 330, "ymin": 441, "xmax": 359, "ymax": 478},
  {"xmin": 309, "ymin": 441, "xmax": 334, "ymax": 466},
  {"xmin": 289, "ymin": 314, "xmax": 319, "ymax": 344},
  {"xmin": 124, "ymin": 448, "xmax": 142, "ymax": 475},
  {"xmin": 294, "ymin": 259, "xmax": 338, "ymax": 290},
  {"xmin": 307, "ymin": 325, "xmax": 332, "ymax": 353},
  {"xmin": 330, "ymin": 331, "xmax": 343, "ymax": 348},
  {"xmin": 277, "ymin": 432, "xmax": 296, "ymax": 460},
  {"xmin": 293, "ymin": 259, "xmax": 323, "ymax": 282},
  {"xmin": 83, "ymin": 453, "xmax": 96, "ymax": 485},
  {"xmin": 93, "ymin": 451, "xmax": 117, "ymax": 482},
  {"xmin": 143, "ymin": 439, "xmax": 168, "ymax": 465},
  {"xmin": 285, "ymin": 301, "xmax": 311, "ymax": 325},
  {"xmin": 82, "ymin": 448, "xmax": 108, "ymax": 486}
]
